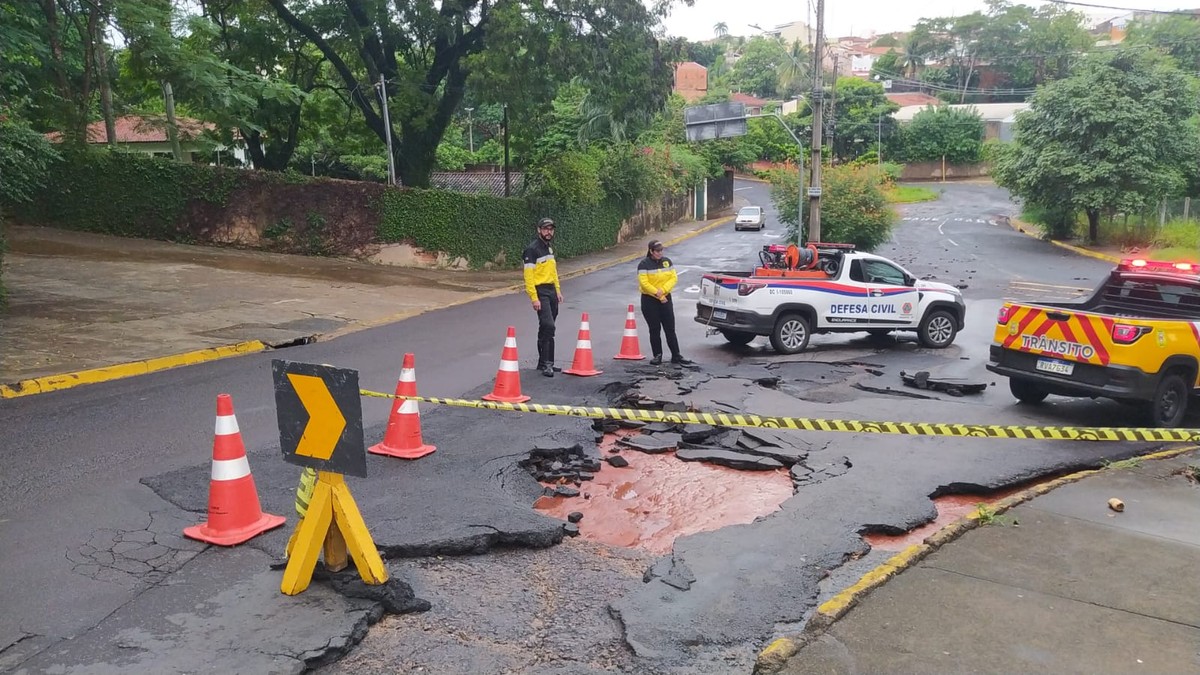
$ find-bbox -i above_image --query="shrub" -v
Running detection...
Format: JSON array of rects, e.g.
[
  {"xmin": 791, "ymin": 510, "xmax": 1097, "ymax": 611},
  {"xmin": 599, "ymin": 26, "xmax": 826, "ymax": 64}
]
[
  {"xmin": 768, "ymin": 164, "xmax": 895, "ymax": 250},
  {"xmin": 1021, "ymin": 201, "xmax": 1077, "ymax": 240}
]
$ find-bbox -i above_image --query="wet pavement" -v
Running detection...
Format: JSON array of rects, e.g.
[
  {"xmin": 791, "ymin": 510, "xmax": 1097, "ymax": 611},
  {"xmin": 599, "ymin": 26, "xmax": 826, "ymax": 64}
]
[
  {"xmin": 1, "ymin": 210, "xmax": 733, "ymax": 384},
  {"xmin": 780, "ymin": 450, "xmax": 1200, "ymax": 675},
  {"xmin": 6, "ymin": 180, "xmax": 1197, "ymax": 674}
]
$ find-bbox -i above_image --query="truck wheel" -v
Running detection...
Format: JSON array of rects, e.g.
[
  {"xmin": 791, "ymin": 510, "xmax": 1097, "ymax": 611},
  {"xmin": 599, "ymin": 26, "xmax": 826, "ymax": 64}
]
[
  {"xmin": 721, "ymin": 330, "xmax": 756, "ymax": 346},
  {"xmin": 1146, "ymin": 372, "xmax": 1189, "ymax": 428},
  {"xmin": 770, "ymin": 314, "xmax": 811, "ymax": 354},
  {"xmin": 1009, "ymin": 378, "xmax": 1048, "ymax": 404},
  {"xmin": 918, "ymin": 309, "xmax": 958, "ymax": 348}
]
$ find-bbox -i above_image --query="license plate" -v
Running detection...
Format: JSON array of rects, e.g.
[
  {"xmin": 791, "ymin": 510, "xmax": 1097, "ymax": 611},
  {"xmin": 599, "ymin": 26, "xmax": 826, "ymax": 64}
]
[
  {"xmin": 1036, "ymin": 358, "xmax": 1074, "ymax": 376},
  {"xmin": 713, "ymin": 310, "xmax": 728, "ymax": 320}
]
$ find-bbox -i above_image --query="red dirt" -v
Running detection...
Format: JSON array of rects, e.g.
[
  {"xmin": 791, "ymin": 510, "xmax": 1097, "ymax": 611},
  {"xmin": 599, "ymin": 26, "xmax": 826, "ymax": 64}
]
[{"xmin": 534, "ymin": 433, "xmax": 794, "ymax": 554}]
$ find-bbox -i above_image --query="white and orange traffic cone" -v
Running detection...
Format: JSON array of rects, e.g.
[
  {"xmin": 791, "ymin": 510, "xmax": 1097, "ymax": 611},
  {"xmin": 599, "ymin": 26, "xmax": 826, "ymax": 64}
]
[
  {"xmin": 184, "ymin": 394, "xmax": 286, "ymax": 546},
  {"xmin": 564, "ymin": 313, "xmax": 603, "ymax": 376},
  {"xmin": 482, "ymin": 326, "xmax": 532, "ymax": 403},
  {"xmin": 369, "ymin": 353, "xmax": 436, "ymax": 460},
  {"xmin": 614, "ymin": 304, "xmax": 646, "ymax": 360}
]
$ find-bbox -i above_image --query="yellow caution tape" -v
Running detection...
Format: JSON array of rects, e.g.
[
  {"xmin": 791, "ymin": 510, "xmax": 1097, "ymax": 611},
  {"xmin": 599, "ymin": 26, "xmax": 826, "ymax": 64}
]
[
  {"xmin": 295, "ymin": 467, "xmax": 317, "ymax": 518},
  {"xmin": 358, "ymin": 389, "xmax": 1200, "ymax": 443}
]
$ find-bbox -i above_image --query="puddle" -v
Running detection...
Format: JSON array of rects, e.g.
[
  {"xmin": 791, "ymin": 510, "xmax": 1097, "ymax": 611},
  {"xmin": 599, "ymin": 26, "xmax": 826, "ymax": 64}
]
[
  {"xmin": 864, "ymin": 486, "xmax": 1027, "ymax": 552},
  {"xmin": 533, "ymin": 433, "xmax": 794, "ymax": 554}
]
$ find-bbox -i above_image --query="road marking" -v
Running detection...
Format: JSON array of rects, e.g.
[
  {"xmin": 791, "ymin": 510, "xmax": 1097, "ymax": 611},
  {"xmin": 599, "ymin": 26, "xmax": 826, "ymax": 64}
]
[
  {"xmin": 734, "ymin": 187, "xmax": 753, "ymax": 191},
  {"xmin": 947, "ymin": 238, "xmax": 959, "ymax": 247},
  {"xmin": 937, "ymin": 218, "xmax": 949, "ymax": 235}
]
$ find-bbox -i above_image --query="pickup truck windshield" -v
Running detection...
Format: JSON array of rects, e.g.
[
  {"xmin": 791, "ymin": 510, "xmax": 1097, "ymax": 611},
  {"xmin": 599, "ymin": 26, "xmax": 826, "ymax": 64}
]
[{"xmin": 1096, "ymin": 277, "xmax": 1200, "ymax": 319}]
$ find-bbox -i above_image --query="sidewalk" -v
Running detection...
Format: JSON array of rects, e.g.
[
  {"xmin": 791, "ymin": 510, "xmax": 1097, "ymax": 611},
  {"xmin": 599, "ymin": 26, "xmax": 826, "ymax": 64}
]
[
  {"xmin": 763, "ymin": 447, "xmax": 1200, "ymax": 674},
  {"xmin": 1, "ymin": 203, "xmax": 739, "ymax": 395}
]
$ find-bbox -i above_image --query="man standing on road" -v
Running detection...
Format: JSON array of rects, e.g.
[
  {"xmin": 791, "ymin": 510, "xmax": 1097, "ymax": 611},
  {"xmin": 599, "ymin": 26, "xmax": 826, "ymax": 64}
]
[
  {"xmin": 638, "ymin": 240, "xmax": 693, "ymax": 366},
  {"xmin": 524, "ymin": 218, "xmax": 563, "ymax": 377}
]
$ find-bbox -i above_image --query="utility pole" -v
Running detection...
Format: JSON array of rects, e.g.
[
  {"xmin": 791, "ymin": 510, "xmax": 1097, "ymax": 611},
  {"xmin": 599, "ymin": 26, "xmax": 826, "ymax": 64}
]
[
  {"xmin": 503, "ymin": 104, "xmax": 511, "ymax": 197},
  {"xmin": 378, "ymin": 74, "xmax": 396, "ymax": 186},
  {"xmin": 878, "ymin": 113, "xmax": 882, "ymax": 166},
  {"xmin": 465, "ymin": 107, "xmax": 475, "ymax": 153},
  {"xmin": 807, "ymin": 0, "xmax": 825, "ymax": 243}
]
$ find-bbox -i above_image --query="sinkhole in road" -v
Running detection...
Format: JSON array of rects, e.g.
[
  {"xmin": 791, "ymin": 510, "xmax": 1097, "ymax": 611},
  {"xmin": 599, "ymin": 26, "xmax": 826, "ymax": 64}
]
[{"xmin": 533, "ymin": 431, "xmax": 794, "ymax": 554}]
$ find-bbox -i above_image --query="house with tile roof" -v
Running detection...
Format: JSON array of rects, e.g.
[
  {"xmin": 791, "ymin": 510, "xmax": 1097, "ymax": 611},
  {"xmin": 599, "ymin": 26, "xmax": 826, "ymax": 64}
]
[{"xmin": 44, "ymin": 115, "xmax": 244, "ymax": 165}]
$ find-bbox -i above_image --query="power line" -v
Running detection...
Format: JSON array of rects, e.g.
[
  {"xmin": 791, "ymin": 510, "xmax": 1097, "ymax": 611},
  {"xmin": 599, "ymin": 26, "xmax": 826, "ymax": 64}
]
[{"xmin": 1045, "ymin": 0, "xmax": 1200, "ymax": 17}]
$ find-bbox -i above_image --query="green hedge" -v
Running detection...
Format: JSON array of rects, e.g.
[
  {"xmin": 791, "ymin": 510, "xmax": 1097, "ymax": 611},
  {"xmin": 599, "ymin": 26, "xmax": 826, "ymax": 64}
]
[{"xmin": 9, "ymin": 150, "xmax": 642, "ymax": 270}]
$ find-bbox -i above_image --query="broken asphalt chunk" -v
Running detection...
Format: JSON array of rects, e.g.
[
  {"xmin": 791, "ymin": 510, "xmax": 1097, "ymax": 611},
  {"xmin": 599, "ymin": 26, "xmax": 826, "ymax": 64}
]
[
  {"xmin": 568, "ymin": 512, "xmax": 584, "ymax": 523},
  {"xmin": 900, "ymin": 370, "xmax": 986, "ymax": 396},
  {"xmin": 554, "ymin": 486, "xmax": 581, "ymax": 498},
  {"xmin": 605, "ymin": 455, "xmax": 630, "ymax": 468},
  {"xmin": 643, "ymin": 421, "xmax": 681, "ymax": 434},
  {"xmin": 675, "ymin": 448, "xmax": 784, "ymax": 471},
  {"xmin": 680, "ymin": 424, "xmax": 718, "ymax": 443},
  {"xmin": 617, "ymin": 435, "xmax": 678, "ymax": 454},
  {"xmin": 563, "ymin": 523, "xmax": 580, "ymax": 537}
]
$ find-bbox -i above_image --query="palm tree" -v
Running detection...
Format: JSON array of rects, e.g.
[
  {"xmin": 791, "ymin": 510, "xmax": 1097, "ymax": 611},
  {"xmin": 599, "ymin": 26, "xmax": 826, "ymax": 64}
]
[
  {"xmin": 714, "ymin": 22, "xmax": 728, "ymax": 40},
  {"xmin": 778, "ymin": 39, "xmax": 809, "ymax": 95},
  {"xmin": 900, "ymin": 34, "xmax": 925, "ymax": 79}
]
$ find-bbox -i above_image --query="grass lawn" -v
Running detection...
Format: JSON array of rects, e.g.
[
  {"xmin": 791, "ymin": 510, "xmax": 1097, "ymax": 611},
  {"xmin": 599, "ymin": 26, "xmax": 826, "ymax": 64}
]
[{"xmin": 885, "ymin": 185, "xmax": 939, "ymax": 203}]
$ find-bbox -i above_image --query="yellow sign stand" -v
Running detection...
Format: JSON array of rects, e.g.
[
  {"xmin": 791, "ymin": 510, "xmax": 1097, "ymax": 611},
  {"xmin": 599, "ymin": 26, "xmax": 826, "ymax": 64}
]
[{"xmin": 281, "ymin": 471, "xmax": 388, "ymax": 595}]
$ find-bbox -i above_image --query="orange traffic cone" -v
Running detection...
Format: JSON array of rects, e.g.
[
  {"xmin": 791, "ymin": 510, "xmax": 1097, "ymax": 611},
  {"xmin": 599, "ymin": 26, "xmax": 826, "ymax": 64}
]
[
  {"xmin": 369, "ymin": 353, "xmax": 436, "ymax": 460},
  {"xmin": 614, "ymin": 304, "xmax": 646, "ymax": 360},
  {"xmin": 482, "ymin": 326, "xmax": 531, "ymax": 403},
  {"xmin": 184, "ymin": 394, "xmax": 286, "ymax": 546},
  {"xmin": 564, "ymin": 313, "xmax": 603, "ymax": 376}
]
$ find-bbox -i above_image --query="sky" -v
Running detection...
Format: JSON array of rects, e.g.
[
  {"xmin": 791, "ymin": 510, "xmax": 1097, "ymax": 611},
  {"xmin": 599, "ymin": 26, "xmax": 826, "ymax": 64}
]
[{"xmin": 658, "ymin": 0, "xmax": 1198, "ymax": 41}]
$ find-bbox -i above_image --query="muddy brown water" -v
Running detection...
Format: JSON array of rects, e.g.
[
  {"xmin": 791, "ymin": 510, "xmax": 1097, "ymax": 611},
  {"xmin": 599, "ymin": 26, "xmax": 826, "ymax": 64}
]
[
  {"xmin": 534, "ymin": 433, "xmax": 794, "ymax": 554},
  {"xmin": 864, "ymin": 486, "xmax": 1028, "ymax": 551}
]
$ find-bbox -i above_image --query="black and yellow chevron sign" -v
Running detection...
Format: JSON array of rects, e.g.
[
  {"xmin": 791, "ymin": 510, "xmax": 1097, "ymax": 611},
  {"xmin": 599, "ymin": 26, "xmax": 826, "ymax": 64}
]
[{"xmin": 359, "ymin": 389, "xmax": 1200, "ymax": 443}]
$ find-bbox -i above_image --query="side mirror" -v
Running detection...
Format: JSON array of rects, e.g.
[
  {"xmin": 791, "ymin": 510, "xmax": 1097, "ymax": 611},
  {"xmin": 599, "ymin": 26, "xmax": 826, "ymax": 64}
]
[{"xmin": 904, "ymin": 274, "xmax": 916, "ymax": 287}]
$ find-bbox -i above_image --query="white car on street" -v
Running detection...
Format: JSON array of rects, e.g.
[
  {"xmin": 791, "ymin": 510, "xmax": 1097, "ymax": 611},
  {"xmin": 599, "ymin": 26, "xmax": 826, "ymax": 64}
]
[{"xmin": 734, "ymin": 206, "xmax": 765, "ymax": 231}]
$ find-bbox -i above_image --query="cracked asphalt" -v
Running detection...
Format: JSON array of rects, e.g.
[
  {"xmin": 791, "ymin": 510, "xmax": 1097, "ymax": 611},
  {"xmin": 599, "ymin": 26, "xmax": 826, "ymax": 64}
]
[{"xmin": 4, "ymin": 180, "xmax": 1188, "ymax": 674}]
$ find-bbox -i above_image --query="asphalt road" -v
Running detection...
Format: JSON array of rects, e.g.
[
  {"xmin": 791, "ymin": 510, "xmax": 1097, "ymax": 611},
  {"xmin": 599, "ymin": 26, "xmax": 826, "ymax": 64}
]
[{"xmin": 0, "ymin": 179, "xmax": 1176, "ymax": 674}]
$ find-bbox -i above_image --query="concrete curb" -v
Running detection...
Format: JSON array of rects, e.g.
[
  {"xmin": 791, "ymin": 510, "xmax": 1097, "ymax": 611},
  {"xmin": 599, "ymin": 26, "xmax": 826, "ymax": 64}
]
[
  {"xmin": 1005, "ymin": 217, "xmax": 1122, "ymax": 264},
  {"xmin": 752, "ymin": 443, "xmax": 1200, "ymax": 674},
  {"xmin": 3, "ymin": 216, "xmax": 734, "ymax": 399},
  {"xmin": 0, "ymin": 340, "xmax": 267, "ymax": 399}
]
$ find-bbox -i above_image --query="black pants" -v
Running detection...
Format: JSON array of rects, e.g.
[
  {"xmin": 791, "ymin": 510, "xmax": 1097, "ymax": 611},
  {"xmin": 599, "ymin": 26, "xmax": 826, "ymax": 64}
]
[
  {"xmin": 535, "ymin": 285, "xmax": 559, "ymax": 367},
  {"xmin": 641, "ymin": 294, "xmax": 680, "ymax": 358}
]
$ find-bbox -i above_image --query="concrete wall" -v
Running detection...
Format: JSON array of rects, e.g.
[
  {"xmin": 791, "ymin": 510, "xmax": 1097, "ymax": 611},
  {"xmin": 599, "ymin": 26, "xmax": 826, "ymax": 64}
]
[{"xmin": 900, "ymin": 162, "xmax": 991, "ymax": 181}]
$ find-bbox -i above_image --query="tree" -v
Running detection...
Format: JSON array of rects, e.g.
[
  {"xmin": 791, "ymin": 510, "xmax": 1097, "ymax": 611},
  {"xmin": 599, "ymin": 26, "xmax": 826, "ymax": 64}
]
[
  {"xmin": 830, "ymin": 77, "xmax": 898, "ymax": 162},
  {"xmin": 769, "ymin": 165, "xmax": 894, "ymax": 249},
  {"xmin": 870, "ymin": 51, "xmax": 900, "ymax": 82},
  {"xmin": 264, "ymin": 0, "xmax": 679, "ymax": 188},
  {"xmin": 992, "ymin": 47, "xmax": 1200, "ymax": 243},
  {"xmin": 1126, "ymin": 14, "xmax": 1200, "ymax": 73},
  {"xmin": 894, "ymin": 106, "xmax": 984, "ymax": 164},
  {"xmin": 728, "ymin": 36, "xmax": 786, "ymax": 98},
  {"xmin": 713, "ymin": 22, "xmax": 728, "ymax": 39}
]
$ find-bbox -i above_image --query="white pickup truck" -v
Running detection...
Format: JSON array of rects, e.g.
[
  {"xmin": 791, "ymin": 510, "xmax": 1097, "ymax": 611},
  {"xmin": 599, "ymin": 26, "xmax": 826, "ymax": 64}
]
[{"xmin": 694, "ymin": 243, "xmax": 967, "ymax": 354}]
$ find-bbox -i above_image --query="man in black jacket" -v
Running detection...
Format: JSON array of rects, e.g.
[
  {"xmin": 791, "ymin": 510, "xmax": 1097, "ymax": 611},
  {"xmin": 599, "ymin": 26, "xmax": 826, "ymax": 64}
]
[{"xmin": 523, "ymin": 218, "xmax": 563, "ymax": 377}]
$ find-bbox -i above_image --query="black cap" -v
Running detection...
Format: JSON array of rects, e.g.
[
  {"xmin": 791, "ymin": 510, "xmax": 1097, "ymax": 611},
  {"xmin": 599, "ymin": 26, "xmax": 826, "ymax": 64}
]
[
  {"xmin": 538, "ymin": 218, "xmax": 555, "ymax": 228},
  {"xmin": 648, "ymin": 240, "xmax": 663, "ymax": 252}
]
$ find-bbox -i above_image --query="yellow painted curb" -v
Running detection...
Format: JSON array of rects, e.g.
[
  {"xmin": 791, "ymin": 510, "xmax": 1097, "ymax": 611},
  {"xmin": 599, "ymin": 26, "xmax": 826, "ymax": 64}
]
[
  {"xmin": 752, "ymin": 443, "xmax": 1200, "ymax": 674},
  {"xmin": 1048, "ymin": 239, "xmax": 1122, "ymax": 264},
  {"xmin": 1006, "ymin": 217, "xmax": 1122, "ymax": 264},
  {"xmin": 0, "ymin": 340, "xmax": 267, "ymax": 399}
]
